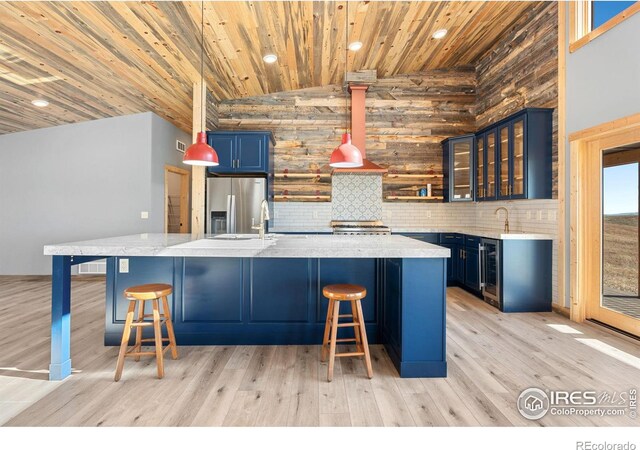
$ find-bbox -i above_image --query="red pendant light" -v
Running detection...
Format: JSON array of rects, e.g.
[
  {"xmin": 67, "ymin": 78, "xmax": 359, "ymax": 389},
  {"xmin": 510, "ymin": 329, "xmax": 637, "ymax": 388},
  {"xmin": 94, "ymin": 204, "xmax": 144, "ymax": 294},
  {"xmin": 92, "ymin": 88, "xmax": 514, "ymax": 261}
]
[
  {"xmin": 183, "ymin": 2, "xmax": 219, "ymax": 167},
  {"xmin": 329, "ymin": 1, "xmax": 363, "ymax": 168},
  {"xmin": 330, "ymin": 133, "xmax": 363, "ymax": 167},
  {"xmin": 184, "ymin": 131, "xmax": 219, "ymax": 166}
]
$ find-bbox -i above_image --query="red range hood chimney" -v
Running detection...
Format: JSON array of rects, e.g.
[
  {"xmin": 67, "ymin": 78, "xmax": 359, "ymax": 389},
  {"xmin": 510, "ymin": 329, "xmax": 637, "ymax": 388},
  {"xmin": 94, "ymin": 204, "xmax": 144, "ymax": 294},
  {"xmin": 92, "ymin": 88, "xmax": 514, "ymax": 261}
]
[{"xmin": 332, "ymin": 83, "xmax": 387, "ymax": 173}]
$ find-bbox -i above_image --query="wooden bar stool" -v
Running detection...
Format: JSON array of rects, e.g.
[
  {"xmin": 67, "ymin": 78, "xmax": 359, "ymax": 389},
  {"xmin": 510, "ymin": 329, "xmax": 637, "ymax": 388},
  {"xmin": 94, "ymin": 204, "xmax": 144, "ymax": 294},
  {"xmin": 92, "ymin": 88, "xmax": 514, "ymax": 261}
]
[
  {"xmin": 114, "ymin": 283, "xmax": 178, "ymax": 381},
  {"xmin": 321, "ymin": 284, "xmax": 373, "ymax": 382}
]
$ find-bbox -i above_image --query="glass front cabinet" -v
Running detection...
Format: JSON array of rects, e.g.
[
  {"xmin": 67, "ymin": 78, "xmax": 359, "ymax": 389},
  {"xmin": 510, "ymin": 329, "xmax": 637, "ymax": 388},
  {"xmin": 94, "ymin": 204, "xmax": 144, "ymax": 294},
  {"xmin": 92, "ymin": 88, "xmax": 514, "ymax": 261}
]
[
  {"xmin": 475, "ymin": 108, "xmax": 553, "ymax": 201},
  {"xmin": 442, "ymin": 134, "xmax": 475, "ymax": 202}
]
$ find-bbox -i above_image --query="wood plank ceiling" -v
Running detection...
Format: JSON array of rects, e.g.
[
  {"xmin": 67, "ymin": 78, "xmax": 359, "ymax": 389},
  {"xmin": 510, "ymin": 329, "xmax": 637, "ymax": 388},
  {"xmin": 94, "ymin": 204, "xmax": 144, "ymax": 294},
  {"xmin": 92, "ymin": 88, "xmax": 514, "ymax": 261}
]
[{"xmin": 0, "ymin": 1, "xmax": 535, "ymax": 135}]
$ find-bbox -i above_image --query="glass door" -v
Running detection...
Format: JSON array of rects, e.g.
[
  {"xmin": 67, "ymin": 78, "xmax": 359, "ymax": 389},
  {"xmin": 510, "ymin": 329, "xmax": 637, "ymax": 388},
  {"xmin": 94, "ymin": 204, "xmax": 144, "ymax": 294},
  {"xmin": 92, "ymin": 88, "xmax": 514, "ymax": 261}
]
[
  {"xmin": 512, "ymin": 118, "xmax": 526, "ymax": 198},
  {"xmin": 481, "ymin": 239, "xmax": 500, "ymax": 308},
  {"xmin": 594, "ymin": 147, "xmax": 640, "ymax": 335},
  {"xmin": 498, "ymin": 125, "xmax": 510, "ymax": 198},
  {"xmin": 486, "ymin": 131, "xmax": 496, "ymax": 199},
  {"xmin": 452, "ymin": 138, "xmax": 473, "ymax": 201},
  {"xmin": 476, "ymin": 134, "xmax": 485, "ymax": 200}
]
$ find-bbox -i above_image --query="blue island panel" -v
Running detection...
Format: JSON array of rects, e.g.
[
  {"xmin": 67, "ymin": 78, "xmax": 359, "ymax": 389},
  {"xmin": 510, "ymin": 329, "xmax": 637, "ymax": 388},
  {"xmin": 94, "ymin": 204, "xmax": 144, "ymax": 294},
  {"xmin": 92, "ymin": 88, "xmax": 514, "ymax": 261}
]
[
  {"xmin": 183, "ymin": 257, "xmax": 243, "ymax": 323},
  {"xmin": 103, "ymin": 255, "xmax": 447, "ymax": 378},
  {"xmin": 250, "ymin": 258, "xmax": 313, "ymax": 323}
]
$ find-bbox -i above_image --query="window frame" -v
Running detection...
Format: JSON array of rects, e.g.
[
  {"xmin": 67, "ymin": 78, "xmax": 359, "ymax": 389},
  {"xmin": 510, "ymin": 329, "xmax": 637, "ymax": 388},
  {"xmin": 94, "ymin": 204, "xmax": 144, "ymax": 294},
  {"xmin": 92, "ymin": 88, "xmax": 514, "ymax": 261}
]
[{"xmin": 569, "ymin": 0, "xmax": 640, "ymax": 52}]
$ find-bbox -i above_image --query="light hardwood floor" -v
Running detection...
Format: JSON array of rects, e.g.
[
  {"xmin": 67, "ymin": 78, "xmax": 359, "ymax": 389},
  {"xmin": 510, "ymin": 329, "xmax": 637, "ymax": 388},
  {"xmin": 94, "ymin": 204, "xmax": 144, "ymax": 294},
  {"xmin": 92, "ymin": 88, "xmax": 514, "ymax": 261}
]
[{"xmin": 1, "ymin": 277, "xmax": 639, "ymax": 426}]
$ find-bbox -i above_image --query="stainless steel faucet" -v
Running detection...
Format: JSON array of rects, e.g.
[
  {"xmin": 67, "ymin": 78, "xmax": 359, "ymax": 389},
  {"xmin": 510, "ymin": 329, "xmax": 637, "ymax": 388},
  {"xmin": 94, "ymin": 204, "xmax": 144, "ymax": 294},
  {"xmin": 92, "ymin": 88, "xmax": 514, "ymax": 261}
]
[
  {"xmin": 495, "ymin": 207, "xmax": 510, "ymax": 233},
  {"xmin": 252, "ymin": 200, "xmax": 270, "ymax": 239}
]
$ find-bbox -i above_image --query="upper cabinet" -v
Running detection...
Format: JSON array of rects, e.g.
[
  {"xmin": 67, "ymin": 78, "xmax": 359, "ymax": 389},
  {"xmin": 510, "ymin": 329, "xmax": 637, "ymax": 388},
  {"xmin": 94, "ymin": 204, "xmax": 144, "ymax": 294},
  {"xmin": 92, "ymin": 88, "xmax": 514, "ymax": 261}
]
[
  {"xmin": 206, "ymin": 131, "xmax": 275, "ymax": 174},
  {"xmin": 442, "ymin": 134, "xmax": 475, "ymax": 202},
  {"xmin": 476, "ymin": 108, "xmax": 553, "ymax": 201}
]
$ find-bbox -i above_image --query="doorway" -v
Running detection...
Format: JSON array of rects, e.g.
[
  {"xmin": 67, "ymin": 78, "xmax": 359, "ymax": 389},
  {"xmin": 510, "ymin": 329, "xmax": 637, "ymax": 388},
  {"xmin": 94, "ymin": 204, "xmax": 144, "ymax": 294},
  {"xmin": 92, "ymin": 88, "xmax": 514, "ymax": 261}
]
[
  {"xmin": 599, "ymin": 147, "xmax": 639, "ymax": 325},
  {"xmin": 570, "ymin": 114, "xmax": 640, "ymax": 337},
  {"xmin": 164, "ymin": 165, "xmax": 190, "ymax": 233}
]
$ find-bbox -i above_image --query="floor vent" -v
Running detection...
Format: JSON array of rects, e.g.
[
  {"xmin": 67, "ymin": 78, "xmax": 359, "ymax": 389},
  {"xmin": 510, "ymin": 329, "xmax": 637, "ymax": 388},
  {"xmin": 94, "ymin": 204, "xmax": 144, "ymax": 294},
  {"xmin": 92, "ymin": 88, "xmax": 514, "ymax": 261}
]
[
  {"xmin": 176, "ymin": 139, "xmax": 186, "ymax": 153},
  {"xmin": 78, "ymin": 259, "xmax": 107, "ymax": 275}
]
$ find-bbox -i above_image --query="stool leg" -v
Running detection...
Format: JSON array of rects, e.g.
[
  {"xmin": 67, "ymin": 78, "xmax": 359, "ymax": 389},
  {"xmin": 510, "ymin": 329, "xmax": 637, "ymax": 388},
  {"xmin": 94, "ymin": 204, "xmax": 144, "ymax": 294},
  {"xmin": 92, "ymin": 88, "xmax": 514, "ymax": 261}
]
[
  {"xmin": 350, "ymin": 300, "xmax": 363, "ymax": 355},
  {"xmin": 134, "ymin": 300, "xmax": 144, "ymax": 362},
  {"xmin": 161, "ymin": 295, "xmax": 178, "ymax": 360},
  {"xmin": 321, "ymin": 299, "xmax": 334, "ymax": 363},
  {"xmin": 151, "ymin": 299, "xmax": 164, "ymax": 379},
  {"xmin": 355, "ymin": 300, "xmax": 373, "ymax": 379},
  {"xmin": 114, "ymin": 300, "xmax": 136, "ymax": 382},
  {"xmin": 327, "ymin": 300, "xmax": 340, "ymax": 382}
]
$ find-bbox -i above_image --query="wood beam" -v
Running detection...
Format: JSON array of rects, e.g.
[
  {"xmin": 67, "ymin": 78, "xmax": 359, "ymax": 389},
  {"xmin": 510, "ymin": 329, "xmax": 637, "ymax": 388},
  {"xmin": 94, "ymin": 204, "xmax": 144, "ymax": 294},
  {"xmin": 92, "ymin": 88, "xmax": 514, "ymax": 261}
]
[
  {"xmin": 558, "ymin": 1, "xmax": 567, "ymax": 309},
  {"xmin": 191, "ymin": 80, "xmax": 206, "ymax": 236}
]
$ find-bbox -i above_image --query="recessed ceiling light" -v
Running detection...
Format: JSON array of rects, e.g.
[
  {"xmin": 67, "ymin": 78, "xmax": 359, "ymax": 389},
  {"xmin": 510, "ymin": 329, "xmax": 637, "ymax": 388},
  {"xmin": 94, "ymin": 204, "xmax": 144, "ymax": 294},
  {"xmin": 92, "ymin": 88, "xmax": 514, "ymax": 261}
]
[
  {"xmin": 31, "ymin": 99, "xmax": 49, "ymax": 107},
  {"xmin": 348, "ymin": 41, "xmax": 363, "ymax": 52},
  {"xmin": 432, "ymin": 29, "xmax": 448, "ymax": 39},
  {"xmin": 263, "ymin": 54, "xmax": 278, "ymax": 64}
]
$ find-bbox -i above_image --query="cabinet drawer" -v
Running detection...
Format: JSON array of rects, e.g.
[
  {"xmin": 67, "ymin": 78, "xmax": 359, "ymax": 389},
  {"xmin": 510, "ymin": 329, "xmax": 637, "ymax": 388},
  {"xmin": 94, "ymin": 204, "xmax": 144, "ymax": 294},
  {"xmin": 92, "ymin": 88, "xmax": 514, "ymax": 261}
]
[
  {"xmin": 401, "ymin": 233, "xmax": 439, "ymax": 244},
  {"xmin": 440, "ymin": 233, "xmax": 462, "ymax": 245},
  {"xmin": 464, "ymin": 235, "xmax": 481, "ymax": 248}
]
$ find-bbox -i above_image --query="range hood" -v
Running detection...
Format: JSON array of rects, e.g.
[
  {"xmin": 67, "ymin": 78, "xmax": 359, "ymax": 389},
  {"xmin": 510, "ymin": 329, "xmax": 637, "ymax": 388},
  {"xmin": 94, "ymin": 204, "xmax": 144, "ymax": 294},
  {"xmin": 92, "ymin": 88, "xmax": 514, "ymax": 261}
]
[{"xmin": 332, "ymin": 84, "xmax": 387, "ymax": 174}]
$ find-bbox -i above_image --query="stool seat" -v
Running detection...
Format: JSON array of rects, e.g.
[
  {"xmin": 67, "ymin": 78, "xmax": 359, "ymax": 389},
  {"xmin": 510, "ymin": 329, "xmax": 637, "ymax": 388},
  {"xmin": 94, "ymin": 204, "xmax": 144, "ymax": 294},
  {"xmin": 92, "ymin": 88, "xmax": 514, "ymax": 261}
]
[
  {"xmin": 115, "ymin": 283, "xmax": 178, "ymax": 381},
  {"xmin": 124, "ymin": 283, "xmax": 173, "ymax": 300},
  {"xmin": 321, "ymin": 284, "xmax": 373, "ymax": 382},
  {"xmin": 322, "ymin": 284, "xmax": 366, "ymax": 300}
]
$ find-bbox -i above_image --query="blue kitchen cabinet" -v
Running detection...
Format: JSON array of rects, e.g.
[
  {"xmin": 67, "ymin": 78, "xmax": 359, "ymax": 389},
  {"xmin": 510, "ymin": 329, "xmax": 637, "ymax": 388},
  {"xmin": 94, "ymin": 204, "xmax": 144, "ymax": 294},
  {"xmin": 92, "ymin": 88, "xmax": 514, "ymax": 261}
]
[
  {"xmin": 463, "ymin": 235, "xmax": 481, "ymax": 292},
  {"xmin": 207, "ymin": 134, "xmax": 235, "ymax": 172},
  {"xmin": 401, "ymin": 233, "xmax": 439, "ymax": 244},
  {"xmin": 382, "ymin": 259, "xmax": 402, "ymax": 359},
  {"xmin": 464, "ymin": 246, "xmax": 480, "ymax": 292},
  {"xmin": 439, "ymin": 233, "xmax": 462, "ymax": 285},
  {"xmin": 206, "ymin": 131, "xmax": 275, "ymax": 174},
  {"xmin": 442, "ymin": 134, "xmax": 475, "ymax": 202},
  {"xmin": 476, "ymin": 108, "xmax": 553, "ymax": 201}
]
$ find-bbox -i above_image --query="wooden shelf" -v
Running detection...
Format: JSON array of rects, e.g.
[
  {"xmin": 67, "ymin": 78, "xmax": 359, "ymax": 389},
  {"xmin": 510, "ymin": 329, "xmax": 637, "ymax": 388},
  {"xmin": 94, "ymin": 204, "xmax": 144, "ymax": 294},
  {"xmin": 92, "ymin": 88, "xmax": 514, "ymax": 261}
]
[
  {"xmin": 386, "ymin": 195, "xmax": 443, "ymax": 201},
  {"xmin": 385, "ymin": 173, "xmax": 443, "ymax": 179},
  {"xmin": 275, "ymin": 194, "xmax": 331, "ymax": 200},
  {"xmin": 274, "ymin": 172, "xmax": 330, "ymax": 179}
]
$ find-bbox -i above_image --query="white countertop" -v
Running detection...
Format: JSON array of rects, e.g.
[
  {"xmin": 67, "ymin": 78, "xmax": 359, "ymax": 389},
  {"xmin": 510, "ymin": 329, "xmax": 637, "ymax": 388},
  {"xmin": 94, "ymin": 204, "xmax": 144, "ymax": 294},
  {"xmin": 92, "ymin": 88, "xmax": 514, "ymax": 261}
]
[
  {"xmin": 270, "ymin": 226, "xmax": 553, "ymax": 240},
  {"xmin": 44, "ymin": 233, "xmax": 450, "ymax": 259},
  {"xmin": 391, "ymin": 227, "xmax": 554, "ymax": 240}
]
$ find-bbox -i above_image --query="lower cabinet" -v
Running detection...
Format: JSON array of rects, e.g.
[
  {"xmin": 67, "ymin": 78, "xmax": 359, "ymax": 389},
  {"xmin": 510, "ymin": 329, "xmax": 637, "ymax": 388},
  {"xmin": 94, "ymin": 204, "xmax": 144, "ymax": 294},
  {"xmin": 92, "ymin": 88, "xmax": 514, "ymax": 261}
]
[{"xmin": 463, "ymin": 246, "xmax": 480, "ymax": 291}]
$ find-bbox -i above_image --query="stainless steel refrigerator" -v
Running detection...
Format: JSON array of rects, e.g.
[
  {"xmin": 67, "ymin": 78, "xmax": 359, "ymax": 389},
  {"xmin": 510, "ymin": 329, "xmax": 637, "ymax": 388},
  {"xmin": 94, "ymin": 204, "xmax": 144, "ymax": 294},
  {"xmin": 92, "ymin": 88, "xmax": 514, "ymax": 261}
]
[{"xmin": 206, "ymin": 177, "xmax": 267, "ymax": 235}]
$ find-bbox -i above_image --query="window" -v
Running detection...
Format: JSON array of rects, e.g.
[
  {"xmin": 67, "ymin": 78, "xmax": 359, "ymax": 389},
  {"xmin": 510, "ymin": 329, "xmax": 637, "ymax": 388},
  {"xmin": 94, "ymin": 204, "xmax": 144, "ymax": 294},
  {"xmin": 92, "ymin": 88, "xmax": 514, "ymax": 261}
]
[
  {"xmin": 569, "ymin": 1, "xmax": 640, "ymax": 52},
  {"xmin": 592, "ymin": 1, "xmax": 636, "ymax": 28}
]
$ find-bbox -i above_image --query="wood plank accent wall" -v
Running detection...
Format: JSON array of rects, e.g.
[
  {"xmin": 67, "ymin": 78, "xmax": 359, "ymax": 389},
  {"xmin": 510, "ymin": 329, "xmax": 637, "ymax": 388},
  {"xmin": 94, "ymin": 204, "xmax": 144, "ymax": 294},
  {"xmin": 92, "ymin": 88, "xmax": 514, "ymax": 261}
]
[
  {"xmin": 218, "ymin": 69, "xmax": 476, "ymax": 201},
  {"xmin": 474, "ymin": 2, "xmax": 559, "ymax": 198}
]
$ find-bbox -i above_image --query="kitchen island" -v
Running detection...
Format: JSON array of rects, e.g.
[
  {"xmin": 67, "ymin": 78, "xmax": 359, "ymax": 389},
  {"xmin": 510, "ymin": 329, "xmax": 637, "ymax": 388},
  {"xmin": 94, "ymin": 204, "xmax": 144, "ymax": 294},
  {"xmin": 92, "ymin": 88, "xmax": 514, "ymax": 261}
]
[{"xmin": 44, "ymin": 234, "xmax": 449, "ymax": 380}]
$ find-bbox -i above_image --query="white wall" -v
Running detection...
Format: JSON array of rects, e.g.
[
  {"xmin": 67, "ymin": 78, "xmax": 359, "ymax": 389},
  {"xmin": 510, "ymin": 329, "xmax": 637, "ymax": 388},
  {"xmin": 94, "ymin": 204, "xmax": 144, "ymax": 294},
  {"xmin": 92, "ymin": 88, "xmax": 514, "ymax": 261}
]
[
  {"xmin": 0, "ymin": 112, "xmax": 190, "ymax": 275},
  {"xmin": 566, "ymin": 13, "xmax": 640, "ymax": 134},
  {"xmin": 562, "ymin": 11, "xmax": 640, "ymax": 306}
]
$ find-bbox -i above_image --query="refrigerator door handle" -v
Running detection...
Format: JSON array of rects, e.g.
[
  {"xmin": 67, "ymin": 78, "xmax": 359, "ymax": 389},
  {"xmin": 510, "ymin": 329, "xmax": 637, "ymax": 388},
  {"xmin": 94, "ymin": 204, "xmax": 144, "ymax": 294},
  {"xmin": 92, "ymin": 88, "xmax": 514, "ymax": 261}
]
[{"xmin": 226, "ymin": 195, "xmax": 236, "ymax": 234}]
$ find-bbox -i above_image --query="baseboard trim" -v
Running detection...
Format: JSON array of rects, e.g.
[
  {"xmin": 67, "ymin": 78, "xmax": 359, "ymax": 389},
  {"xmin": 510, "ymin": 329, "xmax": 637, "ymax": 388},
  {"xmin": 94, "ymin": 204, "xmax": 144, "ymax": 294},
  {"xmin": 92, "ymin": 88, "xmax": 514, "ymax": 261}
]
[
  {"xmin": 0, "ymin": 275, "xmax": 105, "ymax": 282},
  {"xmin": 552, "ymin": 303, "xmax": 571, "ymax": 318}
]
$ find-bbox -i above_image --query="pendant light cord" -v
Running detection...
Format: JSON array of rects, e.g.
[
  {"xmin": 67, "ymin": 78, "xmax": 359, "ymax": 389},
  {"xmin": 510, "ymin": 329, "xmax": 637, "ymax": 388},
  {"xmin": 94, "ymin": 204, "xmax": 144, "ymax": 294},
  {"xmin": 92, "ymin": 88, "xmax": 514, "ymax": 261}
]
[
  {"xmin": 201, "ymin": 0, "xmax": 205, "ymax": 133},
  {"xmin": 344, "ymin": 1, "xmax": 349, "ymax": 134}
]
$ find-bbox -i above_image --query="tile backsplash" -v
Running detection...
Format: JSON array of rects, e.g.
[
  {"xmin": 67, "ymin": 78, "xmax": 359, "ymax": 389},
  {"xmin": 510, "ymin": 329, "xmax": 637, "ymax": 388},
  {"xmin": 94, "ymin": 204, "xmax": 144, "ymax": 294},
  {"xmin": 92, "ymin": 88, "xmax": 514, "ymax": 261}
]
[{"xmin": 331, "ymin": 174, "xmax": 383, "ymax": 221}]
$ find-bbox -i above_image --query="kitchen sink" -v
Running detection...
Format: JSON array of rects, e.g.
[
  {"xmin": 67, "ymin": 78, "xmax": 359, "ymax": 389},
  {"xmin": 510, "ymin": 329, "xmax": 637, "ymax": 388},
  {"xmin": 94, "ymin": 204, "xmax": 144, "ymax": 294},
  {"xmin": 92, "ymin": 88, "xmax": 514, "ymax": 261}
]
[{"xmin": 210, "ymin": 233, "xmax": 278, "ymax": 240}]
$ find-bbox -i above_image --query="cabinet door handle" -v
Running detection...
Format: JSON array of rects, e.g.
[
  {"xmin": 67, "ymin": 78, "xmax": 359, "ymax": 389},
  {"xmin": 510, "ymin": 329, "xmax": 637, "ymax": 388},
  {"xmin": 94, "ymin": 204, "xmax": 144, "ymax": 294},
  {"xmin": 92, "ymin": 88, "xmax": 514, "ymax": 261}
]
[{"xmin": 479, "ymin": 244, "xmax": 485, "ymax": 288}]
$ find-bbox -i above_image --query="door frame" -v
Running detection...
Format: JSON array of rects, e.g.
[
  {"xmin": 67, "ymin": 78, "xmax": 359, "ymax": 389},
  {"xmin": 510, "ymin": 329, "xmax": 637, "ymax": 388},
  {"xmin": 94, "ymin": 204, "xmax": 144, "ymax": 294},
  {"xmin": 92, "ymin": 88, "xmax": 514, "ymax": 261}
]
[
  {"xmin": 164, "ymin": 165, "xmax": 190, "ymax": 234},
  {"xmin": 569, "ymin": 113, "xmax": 640, "ymax": 336}
]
